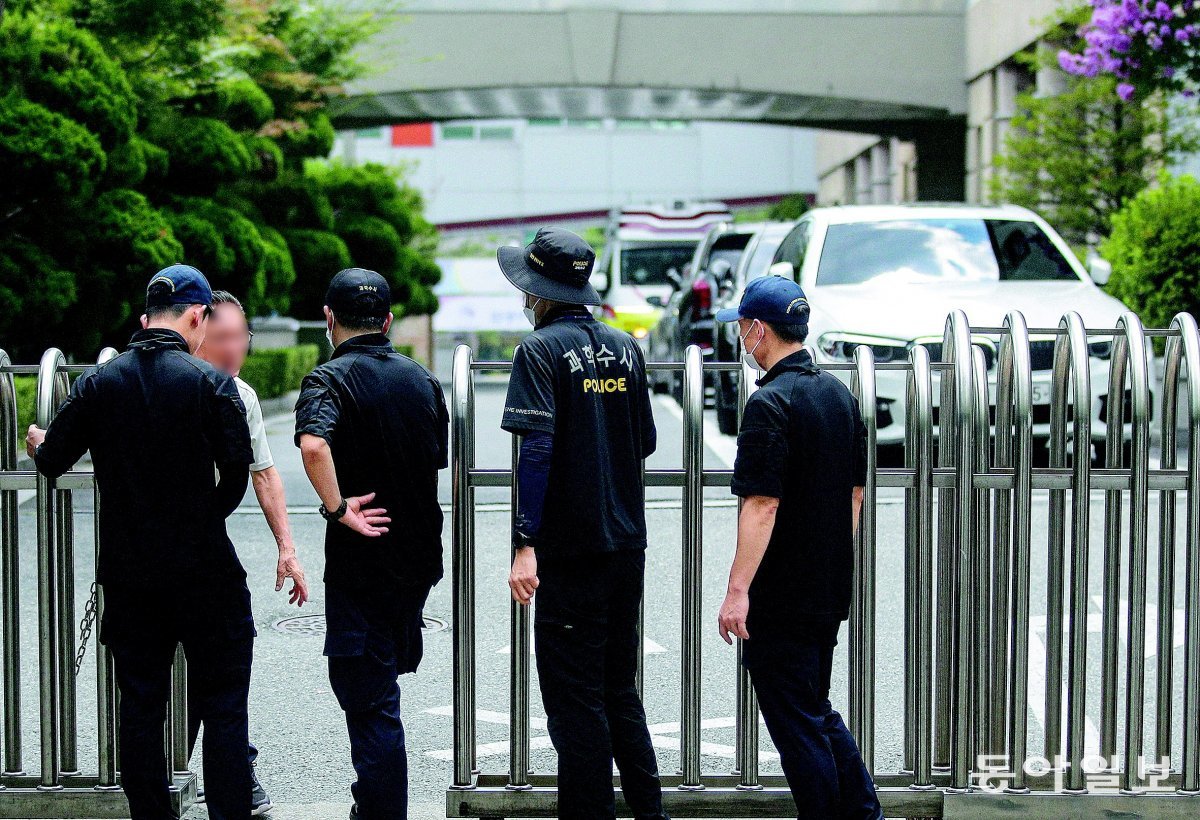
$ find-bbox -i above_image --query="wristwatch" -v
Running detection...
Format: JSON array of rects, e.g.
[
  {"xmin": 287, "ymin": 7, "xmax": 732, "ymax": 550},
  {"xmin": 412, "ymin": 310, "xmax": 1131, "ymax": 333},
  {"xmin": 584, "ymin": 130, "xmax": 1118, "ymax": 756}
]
[{"xmin": 319, "ymin": 498, "xmax": 348, "ymax": 522}]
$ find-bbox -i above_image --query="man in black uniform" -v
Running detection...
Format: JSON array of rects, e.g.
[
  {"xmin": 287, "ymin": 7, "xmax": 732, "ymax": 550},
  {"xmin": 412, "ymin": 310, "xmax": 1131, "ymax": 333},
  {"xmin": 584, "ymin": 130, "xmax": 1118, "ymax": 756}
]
[
  {"xmin": 26, "ymin": 265, "xmax": 256, "ymax": 820},
  {"xmin": 499, "ymin": 228, "xmax": 668, "ymax": 820},
  {"xmin": 295, "ymin": 268, "xmax": 447, "ymax": 820},
  {"xmin": 714, "ymin": 275, "xmax": 883, "ymax": 820}
]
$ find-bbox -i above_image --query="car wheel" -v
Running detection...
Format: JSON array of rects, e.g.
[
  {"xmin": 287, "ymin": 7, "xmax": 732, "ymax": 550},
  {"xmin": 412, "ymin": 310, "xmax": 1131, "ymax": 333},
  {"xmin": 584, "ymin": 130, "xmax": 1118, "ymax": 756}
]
[
  {"xmin": 670, "ymin": 368, "xmax": 684, "ymax": 405},
  {"xmin": 650, "ymin": 367, "xmax": 668, "ymax": 394},
  {"xmin": 716, "ymin": 371, "xmax": 739, "ymax": 436}
]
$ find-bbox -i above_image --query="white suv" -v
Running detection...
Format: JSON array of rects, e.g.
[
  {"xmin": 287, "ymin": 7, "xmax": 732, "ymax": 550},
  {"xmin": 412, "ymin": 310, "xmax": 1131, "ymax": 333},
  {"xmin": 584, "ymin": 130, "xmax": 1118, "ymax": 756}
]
[{"xmin": 743, "ymin": 204, "xmax": 1140, "ymax": 460}]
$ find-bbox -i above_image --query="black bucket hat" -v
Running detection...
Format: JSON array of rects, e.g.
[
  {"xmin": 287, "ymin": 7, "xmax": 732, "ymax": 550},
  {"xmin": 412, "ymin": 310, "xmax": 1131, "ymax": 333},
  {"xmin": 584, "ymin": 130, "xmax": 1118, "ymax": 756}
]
[{"xmin": 497, "ymin": 227, "xmax": 601, "ymax": 306}]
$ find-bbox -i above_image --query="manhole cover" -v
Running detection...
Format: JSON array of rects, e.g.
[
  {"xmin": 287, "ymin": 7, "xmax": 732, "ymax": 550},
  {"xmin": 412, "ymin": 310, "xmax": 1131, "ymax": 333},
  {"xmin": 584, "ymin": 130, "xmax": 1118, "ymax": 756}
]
[{"xmin": 272, "ymin": 614, "xmax": 449, "ymax": 636}]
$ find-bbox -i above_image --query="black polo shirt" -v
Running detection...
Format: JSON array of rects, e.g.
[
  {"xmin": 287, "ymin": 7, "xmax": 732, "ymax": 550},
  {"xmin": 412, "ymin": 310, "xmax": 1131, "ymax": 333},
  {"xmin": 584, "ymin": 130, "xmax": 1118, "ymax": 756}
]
[
  {"xmin": 294, "ymin": 333, "xmax": 448, "ymax": 593},
  {"xmin": 731, "ymin": 348, "xmax": 868, "ymax": 640},
  {"xmin": 501, "ymin": 309, "xmax": 656, "ymax": 555}
]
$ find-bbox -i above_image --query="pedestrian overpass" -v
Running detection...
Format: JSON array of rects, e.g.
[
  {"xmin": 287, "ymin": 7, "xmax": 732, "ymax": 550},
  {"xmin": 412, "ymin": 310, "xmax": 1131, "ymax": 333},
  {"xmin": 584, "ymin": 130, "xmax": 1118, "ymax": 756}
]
[{"xmin": 330, "ymin": 0, "xmax": 970, "ymax": 200}]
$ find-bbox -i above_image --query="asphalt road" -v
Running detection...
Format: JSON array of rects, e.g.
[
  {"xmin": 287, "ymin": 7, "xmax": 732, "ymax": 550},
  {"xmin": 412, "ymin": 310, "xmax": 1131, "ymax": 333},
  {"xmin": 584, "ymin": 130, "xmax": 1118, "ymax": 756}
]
[{"xmin": 6, "ymin": 377, "xmax": 1194, "ymax": 819}]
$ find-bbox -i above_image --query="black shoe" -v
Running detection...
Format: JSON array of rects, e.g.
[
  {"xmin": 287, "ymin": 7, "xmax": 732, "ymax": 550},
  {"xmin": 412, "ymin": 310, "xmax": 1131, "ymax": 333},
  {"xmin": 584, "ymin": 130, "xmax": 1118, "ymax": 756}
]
[
  {"xmin": 250, "ymin": 768, "xmax": 273, "ymax": 816},
  {"xmin": 349, "ymin": 805, "xmax": 360, "ymax": 819}
]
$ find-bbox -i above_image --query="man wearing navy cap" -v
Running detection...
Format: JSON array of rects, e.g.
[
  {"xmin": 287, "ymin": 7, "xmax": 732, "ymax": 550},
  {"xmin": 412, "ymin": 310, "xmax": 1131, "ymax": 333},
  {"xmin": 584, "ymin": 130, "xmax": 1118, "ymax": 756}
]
[
  {"xmin": 26, "ymin": 264, "xmax": 257, "ymax": 820},
  {"xmin": 714, "ymin": 276, "xmax": 882, "ymax": 819},
  {"xmin": 295, "ymin": 268, "xmax": 448, "ymax": 820},
  {"xmin": 499, "ymin": 228, "xmax": 668, "ymax": 820}
]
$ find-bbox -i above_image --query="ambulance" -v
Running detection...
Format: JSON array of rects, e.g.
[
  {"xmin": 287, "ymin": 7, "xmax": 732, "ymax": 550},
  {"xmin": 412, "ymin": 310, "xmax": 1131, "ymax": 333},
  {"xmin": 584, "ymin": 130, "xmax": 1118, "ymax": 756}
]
[{"xmin": 592, "ymin": 201, "xmax": 734, "ymax": 344}]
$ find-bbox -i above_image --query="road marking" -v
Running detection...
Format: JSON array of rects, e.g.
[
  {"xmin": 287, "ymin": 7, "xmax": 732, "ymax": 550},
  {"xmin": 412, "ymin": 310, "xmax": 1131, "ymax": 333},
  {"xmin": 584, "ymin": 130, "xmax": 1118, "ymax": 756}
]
[
  {"xmin": 654, "ymin": 395, "xmax": 737, "ymax": 469},
  {"xmin": 423, "ymin": 707, "xmax": 778, "ymax": 763}
]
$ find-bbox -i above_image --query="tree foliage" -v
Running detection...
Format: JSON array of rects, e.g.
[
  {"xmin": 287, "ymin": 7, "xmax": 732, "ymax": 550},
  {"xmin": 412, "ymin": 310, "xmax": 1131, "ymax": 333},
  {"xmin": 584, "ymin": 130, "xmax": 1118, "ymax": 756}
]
[
  {"xmin": 992, "ymin": 14, "xmax": 1197, "ymax": 248},
  {"xmin": 0, "ymin": 0, "xmax": 439, "ymax": 360},
  {"xmin": 1102, "ymin": 173, "xmax": 1200, "ymax": 330}
]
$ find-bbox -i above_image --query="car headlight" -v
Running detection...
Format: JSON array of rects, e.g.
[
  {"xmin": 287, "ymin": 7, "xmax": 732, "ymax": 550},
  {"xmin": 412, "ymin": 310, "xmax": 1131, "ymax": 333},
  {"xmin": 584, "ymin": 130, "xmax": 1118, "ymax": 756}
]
[{"xmin": 817, "ymin": 333, "xmax": 909, "ymax": 363}]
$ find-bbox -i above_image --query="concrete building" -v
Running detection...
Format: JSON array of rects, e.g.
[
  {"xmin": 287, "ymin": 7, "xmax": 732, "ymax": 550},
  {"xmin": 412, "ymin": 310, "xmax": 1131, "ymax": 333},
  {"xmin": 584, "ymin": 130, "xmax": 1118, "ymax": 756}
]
[
  {"xmin": 333, "ymin": 118, "xmax": 817, "ymax": 227},
  {"xmin": 817, "ymin": 0, "xmax": 1060, "ymax": 205}
]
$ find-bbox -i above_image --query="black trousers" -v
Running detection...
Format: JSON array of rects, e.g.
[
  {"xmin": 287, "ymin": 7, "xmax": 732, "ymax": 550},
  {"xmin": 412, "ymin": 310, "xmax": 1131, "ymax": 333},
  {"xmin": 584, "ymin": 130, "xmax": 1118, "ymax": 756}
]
[
  {"xmin": 102, "ymin": 580, "xmax": 255, "ymax": 820},
  {"xmin": 323, "ymin": 582, "xmax": 432, "ymax": 820},
  {"xmin": 743, "ymin": 626, "xmax": 882, "ymax": 820},
  {"xmin": 535, "ymin": 549, "xmax": 668, "ymax": 820}
]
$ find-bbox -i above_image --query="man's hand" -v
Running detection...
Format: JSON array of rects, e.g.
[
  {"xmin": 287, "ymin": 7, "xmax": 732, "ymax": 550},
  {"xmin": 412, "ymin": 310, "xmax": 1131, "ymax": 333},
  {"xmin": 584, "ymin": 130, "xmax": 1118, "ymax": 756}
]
[
  {"xmin": 275, "ymin": 547, "xmax": 309, "ymax": 606},
  {"xmin": 718, "ymin": 588, "xmax": 751, "ymax": 644},
  {"xmin": 25, "ymin": 425, "xmax": 45, "ymax": 459},
  {"xmin": 337, "ymin": 492, "xmax": 391, "ymax": 537},
  {"xmin": 509, "ymin": 546, "xmax": 538, "ymax": 605}
]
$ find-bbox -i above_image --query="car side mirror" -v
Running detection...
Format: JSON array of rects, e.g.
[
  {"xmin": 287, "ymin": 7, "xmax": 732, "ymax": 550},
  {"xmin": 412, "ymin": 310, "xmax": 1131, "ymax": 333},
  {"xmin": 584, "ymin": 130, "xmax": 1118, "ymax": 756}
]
[
  {"xmin": 768, "ymin": 261, "xmax": 795, "ymax": 280},
  {"xmin": 646, "ymin": 295, "xmax": 665, "ymax": 308},
  {"xmin": 1087, "ymin": 255, "xmax": 1112, "ymax": 286}
]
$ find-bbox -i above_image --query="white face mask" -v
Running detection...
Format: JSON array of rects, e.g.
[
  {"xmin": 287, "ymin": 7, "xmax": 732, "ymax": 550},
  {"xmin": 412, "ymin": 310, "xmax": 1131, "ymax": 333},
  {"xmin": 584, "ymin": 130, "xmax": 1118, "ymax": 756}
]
[
  {"xmin": 740, "ymin": 320, "xmax": 764, "ymax": 370},
  {"xmin": 522, "ymin": 295, "xmax": 541, "ymax": 327}
]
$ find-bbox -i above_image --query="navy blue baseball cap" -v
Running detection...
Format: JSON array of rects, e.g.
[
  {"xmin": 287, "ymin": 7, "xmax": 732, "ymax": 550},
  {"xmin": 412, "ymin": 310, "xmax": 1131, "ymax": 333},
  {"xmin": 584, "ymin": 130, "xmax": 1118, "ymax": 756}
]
[
  {"xmin": 714, "ymin": 275, "xmax": 810, "ymax": 325},
  {"xmin": 145, "ymin": 264, "xmax": 213, "ymax": 309}
]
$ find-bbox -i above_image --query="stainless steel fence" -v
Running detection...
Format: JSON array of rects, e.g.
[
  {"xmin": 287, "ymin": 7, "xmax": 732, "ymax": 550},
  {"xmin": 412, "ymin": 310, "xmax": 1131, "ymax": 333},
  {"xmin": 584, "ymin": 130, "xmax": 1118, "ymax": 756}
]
[
  {"xmin": 447, "ymin": 309, "xmax": 1200, "ymax": 818},
  {"xmin": 0, "ymin": 349, "xmax": 196, "ymax": 817}
]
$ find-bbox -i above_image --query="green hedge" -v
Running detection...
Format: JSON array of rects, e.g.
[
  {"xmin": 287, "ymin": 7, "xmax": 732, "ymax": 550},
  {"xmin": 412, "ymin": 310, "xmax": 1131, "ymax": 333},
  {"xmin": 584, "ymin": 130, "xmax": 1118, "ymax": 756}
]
[{"xmin": 238, "ymin": 344, "xmax": 319, "ymax": 400}]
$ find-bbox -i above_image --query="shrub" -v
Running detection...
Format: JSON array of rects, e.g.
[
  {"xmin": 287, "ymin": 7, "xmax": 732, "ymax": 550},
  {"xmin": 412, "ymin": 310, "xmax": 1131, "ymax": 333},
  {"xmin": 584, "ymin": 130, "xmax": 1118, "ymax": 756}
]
[
  {"xmin": 1101, "ymin": 174, "xmax": 1200, "ymax": 336},
  {"xmin": 282, "ymin": 228, "xmax": 351, "ymax": 319},
  {"xmin": 237, "ymin": 344, "xmax": 320, "ymax": 399}
]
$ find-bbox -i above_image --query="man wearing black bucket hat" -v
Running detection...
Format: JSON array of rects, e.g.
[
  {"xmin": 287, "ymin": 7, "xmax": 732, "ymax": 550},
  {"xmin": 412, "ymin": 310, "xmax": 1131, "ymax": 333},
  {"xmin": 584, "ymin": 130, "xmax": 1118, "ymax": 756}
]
[
  {"xmin": 295, "ymin": 268, "xmax": 448, "ymax": 820},
  {"xmin": 714, "ymin": 276, "xmax": 882, "ymax": 820},
  {"xmin": 498, "ymin": 228, "xmax": 668, "ymax": 820}
]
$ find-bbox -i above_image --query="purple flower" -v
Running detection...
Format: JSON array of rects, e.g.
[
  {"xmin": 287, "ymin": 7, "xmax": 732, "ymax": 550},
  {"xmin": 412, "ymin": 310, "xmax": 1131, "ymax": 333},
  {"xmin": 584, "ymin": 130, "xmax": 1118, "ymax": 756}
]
[
  {"xmin": 1117, "ymin": 82, "xmax": 1137, "ymax": 100},
  {"xmin": 1155, "ymin": 2, "xmax": 1174, "ymax": 22}
]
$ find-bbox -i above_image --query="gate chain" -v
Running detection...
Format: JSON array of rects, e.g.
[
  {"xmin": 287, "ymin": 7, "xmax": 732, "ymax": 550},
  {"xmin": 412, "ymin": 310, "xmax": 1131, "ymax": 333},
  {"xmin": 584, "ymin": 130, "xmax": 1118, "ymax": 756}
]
[{"xmin": 74, "ymin": 581, "xmax": 98, "ymax": 677}]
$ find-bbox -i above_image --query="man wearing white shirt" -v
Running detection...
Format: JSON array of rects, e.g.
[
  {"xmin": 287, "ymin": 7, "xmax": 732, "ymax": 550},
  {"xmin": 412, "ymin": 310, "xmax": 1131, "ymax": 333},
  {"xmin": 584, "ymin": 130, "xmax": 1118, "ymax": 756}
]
[{"xmin": 197, "ymin": 290, "xmax": 309, "ymax": 814}]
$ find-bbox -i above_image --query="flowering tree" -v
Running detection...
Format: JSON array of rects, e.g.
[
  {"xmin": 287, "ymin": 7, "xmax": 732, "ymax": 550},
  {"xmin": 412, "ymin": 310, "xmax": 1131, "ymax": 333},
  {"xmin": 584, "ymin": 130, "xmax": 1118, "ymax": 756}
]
[{"xmin": 1059, "ymin": 1, "xmax": 1200, "ymax": 100}]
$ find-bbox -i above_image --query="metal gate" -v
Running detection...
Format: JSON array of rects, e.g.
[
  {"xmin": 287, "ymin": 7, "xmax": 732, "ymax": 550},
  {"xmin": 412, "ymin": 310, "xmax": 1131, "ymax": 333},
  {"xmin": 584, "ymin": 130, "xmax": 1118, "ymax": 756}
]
[
  {"xmin": 0, "ymin": 348, "xmax": 195, "ymax": 818},
  {"xmin": 447, "ymin": 309, "xmax": 1200, "ymax": 818}
]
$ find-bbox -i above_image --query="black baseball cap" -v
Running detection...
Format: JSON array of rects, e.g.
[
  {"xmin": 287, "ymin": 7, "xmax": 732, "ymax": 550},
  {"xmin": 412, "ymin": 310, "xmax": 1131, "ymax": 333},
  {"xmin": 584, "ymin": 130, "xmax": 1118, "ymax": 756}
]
[
  {"xmin": 325, "ymin": 268, "xmax": 391, "ymax": 316},
  {"xmin": 715, "ymin": 275, "xmax": 810, "ymax": 326},
  {"xmin": 497, "ymin": 227, "xmax": 601, "ymax": 306},
  {"xmin": 145, "ymin": 264, "xmax": 213, "ymax": 309}
]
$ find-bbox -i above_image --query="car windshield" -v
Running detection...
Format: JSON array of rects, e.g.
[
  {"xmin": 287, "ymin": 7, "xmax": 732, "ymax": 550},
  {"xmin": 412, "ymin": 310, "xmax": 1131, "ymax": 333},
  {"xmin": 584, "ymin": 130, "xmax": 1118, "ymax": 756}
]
[
  {"xmin": 743, "ymin": 234, "xmax": 786, "ymax": 283},
  {"xmin": 620, "ymin": 244, "xmax": 697, "ymax": 286},
  {"xmin": 815, "ymin": 218, "xmax": 1080, "ymax": 286}
]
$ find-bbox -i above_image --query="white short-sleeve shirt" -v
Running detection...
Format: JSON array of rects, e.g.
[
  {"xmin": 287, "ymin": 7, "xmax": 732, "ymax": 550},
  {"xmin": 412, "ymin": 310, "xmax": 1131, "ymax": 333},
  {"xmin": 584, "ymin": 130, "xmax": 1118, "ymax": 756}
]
[{"xmin": 235, "ymin": 376, "xmax": 274, "ymax": 472}]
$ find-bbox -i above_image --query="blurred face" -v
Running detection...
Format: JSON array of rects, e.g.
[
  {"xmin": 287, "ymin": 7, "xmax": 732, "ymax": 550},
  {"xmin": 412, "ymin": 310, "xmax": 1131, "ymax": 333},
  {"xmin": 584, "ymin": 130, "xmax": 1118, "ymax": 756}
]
[{"xmin": 199, "ymin": 302, "xmax": 250, "ymax": 376}]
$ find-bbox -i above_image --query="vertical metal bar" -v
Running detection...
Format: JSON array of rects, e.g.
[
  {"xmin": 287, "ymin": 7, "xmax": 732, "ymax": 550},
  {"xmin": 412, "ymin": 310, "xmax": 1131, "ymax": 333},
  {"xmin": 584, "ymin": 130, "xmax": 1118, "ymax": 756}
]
[
  {"xmin": 94, "ymin": 347, "xmax": 118, "ymax": 788},
  {"xmin": 1120, "ymin": 315, "xmax": 1151, "ymax": 793},
  {"xmin": 1060, "ymin": 313, "xmax": 1092, "ymax": 792},
  {"xmin": 0, "ymin": 352, "xmax": 22, "ymax": 776},
  {"xmin": 971, "ymin": 347, "xmax": 991, "ymax": 760},
  {"xmin": 734, "ymin": 363, "xmax": 759, "ymax": 790},
  {"xmin": 1172, "ymin": 312, "xmax": 1200, "ymax": 794},
  {"xmin": 998, "ymin": 313, "xmax": 1033, "ymax": 792},
  {"xmin": 934, "ymin": 339, "xmax": 954, "ymax": 772},
  {"xmin": 35, "ymin": 348, "xmax": 64, "ymax": 790},
  {"xmin": 1100, "ymin": 322, "xmax": 1127, "ymax": 765},
  {"xmin": 1046, "ymin": 321, "xmax": 1070, "ymax": 767},
  {"xmin": 508, "ymin": 432, "xmax": 531, "ymax": 790},
  {"xmin": 943, "ymin": 311, "xmax": 975, "ymax": 791},
  {"xmin": 451, "ymin": 345, "xmax": 477, "ymax": 789},
  {"xmin": 850, "ymin": 345, "xmax": 878, "ymax": 772},
  {"xmin": 169, "ymin": 644, "xmax": 188, "ymax": 774},
  {"xmin": 1158, "ymin": 325, "xmax": 1182, "ymax": 768},
  {"xmin": 906, "ymin": 345, "xmax": 935, "ymax": 790},
  {"xmin": 680, "ymin": 345, "xmax": 704, "ymax": 789},
  {"xmin": 52, "ymin": 364, "xmax": 77, "ymax": 777}
]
